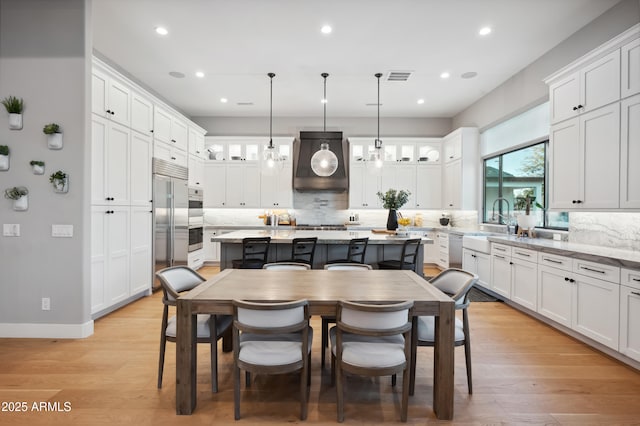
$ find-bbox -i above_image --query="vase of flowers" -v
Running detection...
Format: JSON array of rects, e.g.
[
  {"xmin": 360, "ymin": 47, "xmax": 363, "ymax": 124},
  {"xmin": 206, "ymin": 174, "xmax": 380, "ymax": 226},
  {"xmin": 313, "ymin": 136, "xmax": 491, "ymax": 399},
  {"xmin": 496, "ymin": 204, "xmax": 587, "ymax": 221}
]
[{"xmin": 377, "ymin": 188, "xmax": 410, "ymax": 231}]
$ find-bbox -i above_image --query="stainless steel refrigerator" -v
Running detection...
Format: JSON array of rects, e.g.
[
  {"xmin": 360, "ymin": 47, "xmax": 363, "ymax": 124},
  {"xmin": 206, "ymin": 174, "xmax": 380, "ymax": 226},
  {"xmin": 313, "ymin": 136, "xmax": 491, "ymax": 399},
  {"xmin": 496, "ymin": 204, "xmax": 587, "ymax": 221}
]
[{"xmin": 153, "ymin": 158, "xmax": 189, "ymax": 290}]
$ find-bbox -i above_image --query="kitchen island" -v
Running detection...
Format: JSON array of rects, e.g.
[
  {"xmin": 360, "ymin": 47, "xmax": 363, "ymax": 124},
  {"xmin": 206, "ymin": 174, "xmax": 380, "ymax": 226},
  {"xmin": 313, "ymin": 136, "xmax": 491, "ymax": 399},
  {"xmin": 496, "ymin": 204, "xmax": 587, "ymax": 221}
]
[{"xmin": 212, "ymin": 229, "xmax": 434, "ymax": 274}]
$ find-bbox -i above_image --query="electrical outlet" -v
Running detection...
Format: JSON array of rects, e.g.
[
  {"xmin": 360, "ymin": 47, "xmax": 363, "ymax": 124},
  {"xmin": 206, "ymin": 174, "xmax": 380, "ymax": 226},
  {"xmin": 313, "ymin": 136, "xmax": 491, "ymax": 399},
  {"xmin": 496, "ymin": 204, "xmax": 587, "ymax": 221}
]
[
  {"xmin": 3, "ymin": 224, "xmax": 20, "ymax": 237},
  {"xmin": 41, "ymin": 297, "xmax": 50, "ymax": 311}
]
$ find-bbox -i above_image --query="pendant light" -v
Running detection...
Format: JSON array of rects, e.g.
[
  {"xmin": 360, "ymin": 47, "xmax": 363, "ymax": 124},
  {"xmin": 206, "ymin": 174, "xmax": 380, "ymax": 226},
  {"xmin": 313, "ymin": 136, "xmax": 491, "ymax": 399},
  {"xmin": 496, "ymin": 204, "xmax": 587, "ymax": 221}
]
[
  {"xmin": 262, "ymin": 72, "xmax": 283, "ymax": 176},
  {"xmin": 368, "ymin": 72, "xmax": 384, "ymax": 174},
  {"xmin": 310, "ymin": 72, "xmax": 339, "ymax": 177}
]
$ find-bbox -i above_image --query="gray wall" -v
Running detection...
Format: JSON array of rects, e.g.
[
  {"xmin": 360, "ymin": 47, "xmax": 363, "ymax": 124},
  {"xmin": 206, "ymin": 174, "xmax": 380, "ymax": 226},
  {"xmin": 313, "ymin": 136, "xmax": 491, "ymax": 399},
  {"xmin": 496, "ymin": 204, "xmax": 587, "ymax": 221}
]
[
  {"xmin": 193, "ymin": 116, "xmax": 452, "ymax": 138},
  {"xmin": 453, "ymin": 0, "xmax": 640, "ymax": 130},
  {"xmin": 0, "ymin": 0, "xmax": 91, "ymax": 328}
]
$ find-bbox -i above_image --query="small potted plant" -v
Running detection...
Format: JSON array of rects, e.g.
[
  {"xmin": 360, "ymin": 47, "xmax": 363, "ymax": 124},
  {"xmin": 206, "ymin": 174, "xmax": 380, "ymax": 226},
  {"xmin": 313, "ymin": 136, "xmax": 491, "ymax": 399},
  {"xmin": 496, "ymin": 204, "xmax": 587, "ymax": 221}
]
[
  {"xmin": 43, "ymin": 123, "xmax": 63, "ymax": 149},
  {"xmin": 49, "ymin": 170, "xmax": 68, "ymax": 193},
  {"xmin": 1, "ymin": 95, "xmax": 24, "ymax": 130},
  {"xmin": 515, "ymin": 196, "xmax": 543, "ymax": 232},
  {"xmin": 0, "ymin": 145, "xmax": 9, "ymax": 171},
  {"xmin": 30, "ymin": 160, "xmax": 45, "ymax": 175},
  {"xmin": 4, "ymin": 186, "xmax": 28, "ymax": 211},
  {"xmin": 377, "ymin": 188, "xmax": 411, "ymax": 230}
]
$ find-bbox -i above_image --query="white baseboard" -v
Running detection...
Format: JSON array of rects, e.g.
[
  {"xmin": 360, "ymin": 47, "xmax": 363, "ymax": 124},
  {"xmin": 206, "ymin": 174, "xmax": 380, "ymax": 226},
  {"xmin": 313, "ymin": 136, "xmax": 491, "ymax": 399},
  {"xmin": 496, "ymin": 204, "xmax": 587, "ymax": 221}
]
[{"xmin": 0, "ymin": 320, "xmax": 94, "ymax": 338}]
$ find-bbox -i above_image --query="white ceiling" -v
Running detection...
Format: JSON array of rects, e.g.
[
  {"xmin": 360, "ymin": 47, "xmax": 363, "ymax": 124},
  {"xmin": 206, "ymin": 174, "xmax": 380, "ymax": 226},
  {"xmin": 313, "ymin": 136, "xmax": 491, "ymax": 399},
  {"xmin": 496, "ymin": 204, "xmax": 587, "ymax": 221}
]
[{"xmin": 92, "ymin": 0, "xmax": 620, "ymax": 118}]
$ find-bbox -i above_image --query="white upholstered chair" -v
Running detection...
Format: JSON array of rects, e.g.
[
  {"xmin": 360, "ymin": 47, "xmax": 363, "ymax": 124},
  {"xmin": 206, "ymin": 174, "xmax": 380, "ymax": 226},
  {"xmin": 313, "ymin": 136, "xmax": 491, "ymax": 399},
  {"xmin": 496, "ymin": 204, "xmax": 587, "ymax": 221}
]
[
  {"xmin": 321, "ymin": 262, "xmax": 373, "ymax": 368},
  {"xmin": 411, "ymin": 268, "xmax": 478, "ymax": 394},
  {"xmin": 331, "ymin": 300, "xmax": 414, "ymax": 422},
  {"xmin": 156, "ymin": 266, "xmax": 232, "ymax": 393},
  {"xmin": 263, "ymin": 262, "xmax": 311, "ymax": 270},
  {"xmin": 232, "ymin": 299, "xmax": 313, "ymax": 420}
]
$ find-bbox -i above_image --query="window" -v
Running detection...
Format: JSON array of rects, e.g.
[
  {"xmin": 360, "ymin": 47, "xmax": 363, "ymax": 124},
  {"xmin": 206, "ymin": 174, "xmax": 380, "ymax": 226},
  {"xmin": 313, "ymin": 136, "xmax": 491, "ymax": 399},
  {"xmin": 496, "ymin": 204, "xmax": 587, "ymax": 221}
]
[{"xmin": 483, "ymin": 141, "xmax": 568, "ymax": 230}]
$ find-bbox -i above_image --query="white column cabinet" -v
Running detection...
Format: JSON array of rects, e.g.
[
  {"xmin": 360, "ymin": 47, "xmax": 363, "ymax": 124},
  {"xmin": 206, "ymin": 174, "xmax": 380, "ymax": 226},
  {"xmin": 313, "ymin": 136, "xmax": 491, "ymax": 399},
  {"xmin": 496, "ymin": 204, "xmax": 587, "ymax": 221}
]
[{"xmin": 620, "ymin": 94, "xmax": 640, "ymax": 208}]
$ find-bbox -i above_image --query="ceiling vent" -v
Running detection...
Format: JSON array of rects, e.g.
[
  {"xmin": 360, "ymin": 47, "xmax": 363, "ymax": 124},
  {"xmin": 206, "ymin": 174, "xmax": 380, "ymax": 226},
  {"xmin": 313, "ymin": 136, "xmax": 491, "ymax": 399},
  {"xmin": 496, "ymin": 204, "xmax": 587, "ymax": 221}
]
[
  {"xmin": 386, "ymin": 71, "xmax": 412, "ymax": 82},
  {"xmin": 236, "ymin": 102, "xmax": 254, "ymax": 106}
]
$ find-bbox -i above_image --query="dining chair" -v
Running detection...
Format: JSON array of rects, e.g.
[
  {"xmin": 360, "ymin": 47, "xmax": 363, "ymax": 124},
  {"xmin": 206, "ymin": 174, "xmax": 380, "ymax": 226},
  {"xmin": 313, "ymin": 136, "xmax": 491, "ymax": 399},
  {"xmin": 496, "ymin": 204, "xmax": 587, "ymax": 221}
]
[
  {"xmin": 156, "ymin": 266, "xmax": 232, "ymax": 393},
  {"xmin": 410, "ymin": 268, "xmax": 478, "ymax": 395},
  {"xmin": 277, "ymin": 237, "xmax": 318, "ymax": 266},
  {"xmin": 331, "ymin": 300, "xmax": 414, "ymax": 422},
  {"xmin": 263, "ymin": 262, "xmax": 311, "ymax": 270},
  {"xmin": 231, "ymin": 236, "xmax": 271, "ymax": 269},
  {"xmin": 232, "ymin": 299, "xmax": 313, "ymax": 420},
  {"xmin": 320, "ymin": 263, "xmax": 373, "ymax": 368},
  {"xmin": 326, "ymin": 237, "xmax": 369, "ymax": 264},
  {"xmin": 377, "ymin": 238, "xmax": 421, "ymax": 273}
]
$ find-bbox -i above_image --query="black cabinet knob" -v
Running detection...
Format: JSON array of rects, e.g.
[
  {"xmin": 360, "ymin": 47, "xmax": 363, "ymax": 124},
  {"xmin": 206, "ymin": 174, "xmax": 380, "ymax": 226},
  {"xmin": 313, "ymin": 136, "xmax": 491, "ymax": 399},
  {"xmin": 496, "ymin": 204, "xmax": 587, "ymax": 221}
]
[
  {"xmin": 573, "ymin": 106, "xmax": 578, "ymax": 111},
  {"xmin": 106, "ymin": 109, "xmax": 111, "ymax": 114},
  {"xmin": 565, "ymin": 277, "xmax": 570, "ymax": 281}
]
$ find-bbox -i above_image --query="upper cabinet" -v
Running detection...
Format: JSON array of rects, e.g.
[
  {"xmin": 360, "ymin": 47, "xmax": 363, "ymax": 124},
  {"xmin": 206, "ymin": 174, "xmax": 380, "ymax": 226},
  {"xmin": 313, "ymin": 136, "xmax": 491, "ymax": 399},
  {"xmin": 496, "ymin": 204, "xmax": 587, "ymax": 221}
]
[
  {"xmin": 153, "ymin": 106, "xmax": 188, "ymax": 152},
  {"xmin": 130, "ymin": 91, "xmax": 154, "ymax": 136},
  {"xmin": 545, "ymin": 24, "xmax": 640, "ymax": 211},
  {"xmin": 92, "ymin": 67, "xmax": 131, "ymax": 127},
  {"xmin": 441, "ymin": 128, "xmax": 478, "ymax": 210}
]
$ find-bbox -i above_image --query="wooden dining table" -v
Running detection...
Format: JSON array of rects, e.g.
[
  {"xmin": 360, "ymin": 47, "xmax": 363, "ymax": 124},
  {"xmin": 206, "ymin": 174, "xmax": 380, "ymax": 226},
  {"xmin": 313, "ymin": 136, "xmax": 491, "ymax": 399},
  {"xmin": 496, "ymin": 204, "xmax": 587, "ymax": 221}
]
[{"xmin": 176, "ymin": 269, "xmax": 456, "ymax": 420}]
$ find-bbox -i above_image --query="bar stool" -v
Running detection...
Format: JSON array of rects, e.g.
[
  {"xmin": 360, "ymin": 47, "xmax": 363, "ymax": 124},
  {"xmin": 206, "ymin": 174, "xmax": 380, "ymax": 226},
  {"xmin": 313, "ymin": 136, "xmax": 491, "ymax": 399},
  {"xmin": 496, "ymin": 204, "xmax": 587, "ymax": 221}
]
[
  {"xmin": 326, "ymin": 237, "xmax": 369, "ymax": 264},
  {"xmin": 377, "ymin": 238, "xmax": 421, "ymax": 273},
  {"xmin": 231, "ymin": 237, "xmax": 271, "ymax": 269},
  {"xmin": 277, "ymin": 237, "xmax": 318, "ymax": 267}
]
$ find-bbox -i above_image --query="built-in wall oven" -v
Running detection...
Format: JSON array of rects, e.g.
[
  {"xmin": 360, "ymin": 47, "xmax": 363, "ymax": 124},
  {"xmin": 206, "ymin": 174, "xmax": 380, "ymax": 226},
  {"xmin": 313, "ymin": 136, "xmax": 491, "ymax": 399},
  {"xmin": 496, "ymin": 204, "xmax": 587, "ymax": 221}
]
[{"xmin": 188, "ymin": 188, "xmax": 204, "ymax": 252}]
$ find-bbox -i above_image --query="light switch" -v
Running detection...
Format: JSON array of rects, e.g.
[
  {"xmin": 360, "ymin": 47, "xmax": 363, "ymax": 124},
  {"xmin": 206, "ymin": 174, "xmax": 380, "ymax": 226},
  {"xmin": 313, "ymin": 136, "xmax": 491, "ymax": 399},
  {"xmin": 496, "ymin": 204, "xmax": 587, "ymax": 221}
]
[
  {"xmin": 52, "ymin": 224, "xmax": 73, "ymax": 238},
  {"xmin": 3, "ymin": 224, "xmax": 20, "ymax": 237}
]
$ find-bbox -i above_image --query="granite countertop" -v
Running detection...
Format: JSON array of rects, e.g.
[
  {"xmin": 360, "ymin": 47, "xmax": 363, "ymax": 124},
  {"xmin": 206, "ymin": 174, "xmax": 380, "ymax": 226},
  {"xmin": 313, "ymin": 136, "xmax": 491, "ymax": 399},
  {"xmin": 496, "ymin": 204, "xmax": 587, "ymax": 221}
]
[
  {"xmin": 211, "ymin": 229, "xmax": 435, "ymax": 245},
  {"xmin": 487, "ymin": 235, "xmax": 640, "ymax": 270},
  {"xmin": 205, "ymin": 224, "xmax": 488, "ymax": 236}
]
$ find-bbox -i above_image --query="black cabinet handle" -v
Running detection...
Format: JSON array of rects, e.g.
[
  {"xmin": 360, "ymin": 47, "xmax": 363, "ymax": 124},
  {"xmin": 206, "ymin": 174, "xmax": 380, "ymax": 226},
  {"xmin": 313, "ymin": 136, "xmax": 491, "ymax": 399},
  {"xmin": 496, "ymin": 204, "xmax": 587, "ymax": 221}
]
[
  {"xmin": 633, "ymin": 278, "xmax": 640, "ymax": 282},
  {"xmin": 171, "ymin": 156, "xmax": 176, "ymax": 160},
  {"xmin": 543, "ymin": 258, "xmax": 562, "ymax": 264},
  {"xmin": 632, "ymin": 291, "xmax": 640, "ymax": 296},
  {"xmin": 580, "ymin": 266, "xmax": 605, "ymax": 274}
]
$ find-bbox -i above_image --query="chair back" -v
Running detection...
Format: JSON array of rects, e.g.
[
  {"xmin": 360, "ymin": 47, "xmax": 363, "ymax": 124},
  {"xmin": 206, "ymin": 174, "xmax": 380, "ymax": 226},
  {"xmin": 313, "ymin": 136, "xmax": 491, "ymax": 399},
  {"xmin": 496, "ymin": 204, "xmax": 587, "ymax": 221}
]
[
  {"xmin": 347, "ymin": 237, "xmax": 369, "ymax": 263},
  {"xmin": 156, "ymin": 266, "xmax": 205, "ymax": 304},
  {"xmin": 242, "ymin": 237, "xmax": 271, "ymax": 263},
  {"xmin": 429, "ymin": 268, "xmax": 478, "ymax": 307},
  {"xmin": 263, "ymin": 262, "xmax": 311, "ymax": 270},
  {"xmin": 399, "ymin": 238, "xmax": 421, "ymax": 269},
  {"xmin": 291, "ymin": 237, "xmax": 318, "ymax": 265},
  {"xmin": 324, "ymin": 263, "xmax": 373, "ymax": 270},
  {"xmin": 337, "ymin": 300, "xmax": 413, "ymax": 333},
  {"xmin": 233, "ymin": 299, "xmax": 309, "ymax": 332}
]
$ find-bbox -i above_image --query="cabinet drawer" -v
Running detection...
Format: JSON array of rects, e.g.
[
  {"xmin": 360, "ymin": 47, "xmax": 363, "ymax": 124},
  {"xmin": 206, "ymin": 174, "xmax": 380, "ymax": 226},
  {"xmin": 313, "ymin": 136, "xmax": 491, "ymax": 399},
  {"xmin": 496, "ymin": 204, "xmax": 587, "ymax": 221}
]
[
  {"xmin": 622, "ymin": 268, "xmax": 640, "ymax": 290},
  {"xmin": 436, "ymin": 232, "xmax": 449, "ymax": 249},
  {"xmin": 491, "ymin": 243, "xmax": 511, "ymax": 256},
  {"xmin": 538, "ymin": 252, "xmax": 573, "ymax": 272},
  {"xmin": 573, "ymin": 259, "xmax": 620, "ymax": 284},
  {"xmin": 511, "ymin": 247, "xmax": 537, "ymax": 262}
]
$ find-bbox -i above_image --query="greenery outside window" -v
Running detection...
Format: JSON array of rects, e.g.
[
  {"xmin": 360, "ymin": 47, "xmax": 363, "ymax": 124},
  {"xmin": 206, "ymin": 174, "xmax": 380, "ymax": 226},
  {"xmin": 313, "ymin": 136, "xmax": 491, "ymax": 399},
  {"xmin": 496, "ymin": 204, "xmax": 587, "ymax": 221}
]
[{"xmin": 483, "ymin": 141, "xmax": 568, "ymax": 230}]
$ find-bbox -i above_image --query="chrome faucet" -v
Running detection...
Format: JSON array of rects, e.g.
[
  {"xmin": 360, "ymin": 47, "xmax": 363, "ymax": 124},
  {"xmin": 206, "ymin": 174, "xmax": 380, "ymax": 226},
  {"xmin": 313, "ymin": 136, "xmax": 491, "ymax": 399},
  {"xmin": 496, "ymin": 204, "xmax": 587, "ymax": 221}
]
[{"xmin": 491, "ymin": 197, "xmax": 512, "ymax": 235}]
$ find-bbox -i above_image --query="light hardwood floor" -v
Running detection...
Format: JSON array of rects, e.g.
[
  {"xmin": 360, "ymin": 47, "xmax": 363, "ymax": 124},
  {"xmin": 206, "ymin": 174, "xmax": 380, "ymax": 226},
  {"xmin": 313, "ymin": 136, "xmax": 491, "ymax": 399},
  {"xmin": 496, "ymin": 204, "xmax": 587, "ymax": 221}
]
[{"xmin": 1, "ymin": 266, "xmax": 639, "ymax": 425}]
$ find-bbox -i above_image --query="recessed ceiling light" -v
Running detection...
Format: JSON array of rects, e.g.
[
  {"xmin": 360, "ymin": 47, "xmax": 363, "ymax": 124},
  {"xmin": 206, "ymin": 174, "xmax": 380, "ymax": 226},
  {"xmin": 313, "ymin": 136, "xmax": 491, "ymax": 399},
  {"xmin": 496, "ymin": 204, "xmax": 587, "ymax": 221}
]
[
  {"xmin": 417, "ymin": 99, "xmax": 425, "ymax": 105},
  {"xmin": 321, "ymin": 25, "xmax": 332, "ymax": 34},
  {"xmin": 195, "ymin": 71, "xmax": 205, "ymax": 78},
  {"xmin": 461, "ymin": 71, "xmax": 478, "ymax": 79},
  {"xmin": 321, "ymin": 98, "xmax": 328, "ymax": 104},
  {"xmin": 479, "ymin": 26, "xmax": 492, "ymax": 36},
  {"xmin": 440, "ymin": 72, "xmax": 450, "ymax": 79},
  {"xmin": 168, "ymin": 71, "xmax": 185, "ymax": 78},
  {"xmin": 220, "ymin": 98, "xmax": 228, "ymax": 103},
  {"xmin": 155, "ymin": 26, "xmax": 168, "ymax": 36}
]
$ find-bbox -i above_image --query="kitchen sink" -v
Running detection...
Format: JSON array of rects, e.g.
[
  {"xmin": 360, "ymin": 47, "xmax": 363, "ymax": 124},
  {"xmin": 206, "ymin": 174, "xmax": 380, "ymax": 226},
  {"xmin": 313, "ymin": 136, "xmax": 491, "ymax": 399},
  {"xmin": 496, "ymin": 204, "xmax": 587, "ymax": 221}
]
[{"xmin": 462, "ymin": 235, "xmax": 491, "ymax": 254}]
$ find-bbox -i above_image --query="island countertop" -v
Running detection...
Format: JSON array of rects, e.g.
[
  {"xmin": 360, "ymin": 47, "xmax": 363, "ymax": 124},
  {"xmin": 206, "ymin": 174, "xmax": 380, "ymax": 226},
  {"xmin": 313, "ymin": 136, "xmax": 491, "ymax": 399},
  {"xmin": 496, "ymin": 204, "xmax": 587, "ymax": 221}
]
[{"xmin": 211, "ymin": 229, "xmax": 434, "ymax": 245}]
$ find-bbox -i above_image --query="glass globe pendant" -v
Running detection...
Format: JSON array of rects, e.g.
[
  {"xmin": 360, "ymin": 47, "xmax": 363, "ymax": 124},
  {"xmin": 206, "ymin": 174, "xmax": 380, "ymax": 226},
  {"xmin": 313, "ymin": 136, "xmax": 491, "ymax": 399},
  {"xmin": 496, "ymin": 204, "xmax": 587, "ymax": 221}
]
[
  {"xmin": 310, "ymin": 142, "xmax": 338, "ymax": 176},
  {"xmin": 262, "ymin": 72, "xmax": 283, "ymax": 176},
  {"xmin": 367, "ymin": 73, "xmax": 384, "ymax": 175}
]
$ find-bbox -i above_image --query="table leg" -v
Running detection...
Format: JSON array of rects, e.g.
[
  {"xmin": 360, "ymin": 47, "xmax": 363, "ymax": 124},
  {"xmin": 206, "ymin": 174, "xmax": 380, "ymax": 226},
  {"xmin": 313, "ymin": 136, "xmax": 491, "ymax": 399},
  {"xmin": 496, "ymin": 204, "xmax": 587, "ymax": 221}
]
[
  {"xmin": 409, "ymin": 316, "xmax": 418, "ymax": 395},
  {"xmin": 176, "ymin": 299, "xmax": 197, "ymax": 415},
  {"xmin": 433, "ymin": 300, "xmax": 454, "ymax": 420}
]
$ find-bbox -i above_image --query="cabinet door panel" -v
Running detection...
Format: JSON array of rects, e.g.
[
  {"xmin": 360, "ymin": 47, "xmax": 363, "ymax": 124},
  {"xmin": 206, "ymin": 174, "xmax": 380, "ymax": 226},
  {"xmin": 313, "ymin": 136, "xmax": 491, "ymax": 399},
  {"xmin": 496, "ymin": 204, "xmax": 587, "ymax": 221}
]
[
  {"xmin": 91, "ymin": 208, "xmax": 107, "ymax": 313},
  {"xmin": 243, "ymin": 164, "xmax": 262, "ymax": 207},
  {"xmin": 573, "ymin": 275, "xmax": 619, "ymax": 349},
  {"xmin": 91, "ymin": 115, "xmax": 108, "ymax": 204},
  {"xmin": 580, "ymin": 103, "xmax": 620, "ymax": 209},
  {"xmin": 130, "ymin": 207, "xmax": 152, "ymax": 295},
  {"xmin": 130, "ymin": 132, "xmax": 152, "ymax": 206},
  {"xmin": 416, "ymin": 166, "xmax": 441, "ymax": 209},
  {"xmin": 511, "ymin": 260, "xmax": 538, "ymax": 311},
  {"xmin": 106, "ymin": 122, "xmax": 131, "ymax": 205},
  {"xmin": 92, "ymin": 70, "xmax": 108, "ymax": 117},
  {"xmin": 550, "ymin": 73, "xmax": 579, "ymax": 124},
  {"xmin": 620, "ymin": 286, "xmax": 640, "ymax": 362},
  {"xmin": 620, "ymin": 94, "xmax": 640, "ymax": 208},
  {"xmin": 108, "ymin": 207, "xmax": 130, "ymax": 305},
  {"xmin": 443, "ymin": 160, "xmax": 461, "ymax": 209},
  {"xmin": 581, "ymin": 50, "xmax": 620, "ymax": 113},
  {"xmin": 490, "ymin": 254, "xmax": 511, "ymax": 298},
  {"xmin": 171, "ymin": 119, "xmax": 188, "ymax": 152},
  {"xmin": 622, "ymin": 38, "xmax": 640, "ymax": 98},
  {"xmin": 549, "ymin": 119, "xmax": 580, "ymax": 209},
  {"xmin": 153, "ymin": 107, "xmax": 172, "ymax": 144},
  {"xmin": 537, "ymin": 266, "xmax": 572, "ymax": 328},
  {"xmin": 108, "ymin": 78, "xmax": 131, "ymax": 127},
  {"xmin": 203, "ymin": 164, "xmax": 226, "ymax": 207},
  {"xmin": 225, "ymin": 164, "xmax": 244, "ymax": 207},
  {"xmin": 476, "ymin": 252, "xmax": 491, "ymax": 290},
  {"xmin": 131, "ymin": 93, "xmax": 153, "ymax": 135}
]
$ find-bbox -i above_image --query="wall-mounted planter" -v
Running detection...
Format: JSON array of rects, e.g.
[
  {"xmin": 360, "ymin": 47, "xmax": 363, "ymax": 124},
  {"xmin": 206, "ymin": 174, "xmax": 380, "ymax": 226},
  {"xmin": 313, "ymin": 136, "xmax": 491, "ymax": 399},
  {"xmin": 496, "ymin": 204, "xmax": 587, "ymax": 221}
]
[
  {"xmin": 0, "ymin": 154, "xmax": 8, "ymax": 171},
  {"xmin": 30, "ymin": 161, "xmax": 45, "ymax": 175},
  {"xmin": 50, "ymin": 171, "xmax": 69, "ymax": 193},
  {"xmin": 13, "ymin": 195, "xmax": 28, "ymax": 211},
  {"xmin": 9, "ymin": 113, "xmax": 23, "ymax": 130},
  {"xmin": 47, "ymin": 133, "xmax": 63, "ymax": 150}
]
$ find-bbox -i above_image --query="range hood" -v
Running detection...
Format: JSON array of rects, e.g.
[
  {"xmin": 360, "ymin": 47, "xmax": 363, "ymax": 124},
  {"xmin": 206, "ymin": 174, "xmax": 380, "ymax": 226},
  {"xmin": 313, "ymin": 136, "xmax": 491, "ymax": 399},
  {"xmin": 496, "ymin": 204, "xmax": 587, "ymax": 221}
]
[{"xmin": 293, "ymin": 131, "xmax": 349, "ymax": 192}]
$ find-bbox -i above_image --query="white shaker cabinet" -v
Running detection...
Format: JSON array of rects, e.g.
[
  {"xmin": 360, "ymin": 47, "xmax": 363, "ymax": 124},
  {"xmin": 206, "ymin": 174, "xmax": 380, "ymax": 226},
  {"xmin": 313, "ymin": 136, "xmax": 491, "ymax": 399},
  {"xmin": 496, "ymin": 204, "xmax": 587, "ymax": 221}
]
[
  {"xmin": 188, "ymin": 155, "xmax": 204, "ymax": 188},
  {"xmin": 490, "ymin": 244, "xmax": 512, "ymax": 299},
  {"xmin": 92, "ymin": 68, "xmax": 131, "ymax": 127},
  {"xmin": 203, "ymin": 163, "xmax": 227, "ymax": 208},
  {"xmin": 154, "ymin": 140, "xmax": 188, "ymax": 167},
  {"xmin": 537, "ymin": 264, "xmax": 574, "ymax": 328},
  {"xmin": 380, "ymin": 164, "xmax": 416, "ymax": 208},
  {"xmin": 549, "ymin": 103, "xmax": 620, "ymax": 209},
  {"xmin": 225, "ymin": 163, "xmax": 261, "ymax": 208},
  {"xmin": 510, "ymin": 248, "xmax": 538, "ymax": 311},
  {"xmin": 620, "ymin": 268, "xmax": 640, "ymax": 362},
  {"xmin": 462, "ymin": 248, "xmax": 490, "ymax": 290},
  {"xmin": 129, "ymin": 206, "xmax": 152, "ymax": 295},
  {"xmin": 261, "ymin": 164, "xmax": 293, "ymax": 208},
  {"xmin": 441, "ymin": 127, "xmax": 478, "ymax": 210},
  {"xmin": 130, "ymin": 91, "xmax": 153, "ymax": 136},
  {"xmin": 620, "ymin": 94, "xmax": 640, "ymax": 208},
  {"xmin": 349, "ymin": 164, "xmax": 381, "ymax": 209},
  {"xmin": 130, "ymin": 131, "xmax": 152, "ymax": 206},
  {"xmin": 621, "ymin": 38, "xmax": 640, "ymax": 98},
  {"xmin": 548, "ymin": 50, "xmax": 620, "ymax": 125},
  {"xmin": 91, "ymin": 115, "xmax": 131, "ymax": 206}
]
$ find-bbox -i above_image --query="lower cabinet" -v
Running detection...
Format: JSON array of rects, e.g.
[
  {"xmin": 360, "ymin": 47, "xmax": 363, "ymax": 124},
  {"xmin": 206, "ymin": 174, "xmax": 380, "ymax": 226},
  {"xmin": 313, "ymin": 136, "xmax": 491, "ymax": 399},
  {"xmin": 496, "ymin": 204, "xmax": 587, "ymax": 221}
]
[
  {"xmin": 573, "ymin": 273, "xmax": 620, "ymax": 349},
  {"xmin": 537, "ymin": 264, "xmax": 573, "ymax": 328},
  {"xmin": 423, "ymin": 231, "xmax": 439, "ymax": 265},
  {"xmin": 490, "ymin": 245, "xmax": 512, "ymax": 298},
  {"xmin": 620, "ymin": 269, "xmax": 640, "ymax": 362},
  {"xmin": 188, "ymin": 249, "xmax": 204, "ymax": 270},
  {"xmin": 462, "ymin": 248, "xmax": 491, "ymax": 290},
  {"xmin": 130, "ymin": 206, "xmax": 152, "ymax": 295},
  {"xmin": 510, "ymin": 256, "xmax": 538, "ymax": 311}
]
